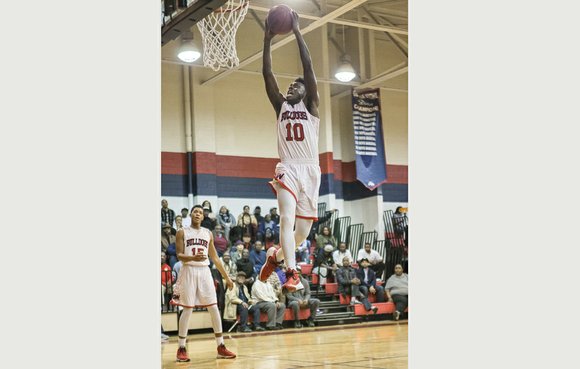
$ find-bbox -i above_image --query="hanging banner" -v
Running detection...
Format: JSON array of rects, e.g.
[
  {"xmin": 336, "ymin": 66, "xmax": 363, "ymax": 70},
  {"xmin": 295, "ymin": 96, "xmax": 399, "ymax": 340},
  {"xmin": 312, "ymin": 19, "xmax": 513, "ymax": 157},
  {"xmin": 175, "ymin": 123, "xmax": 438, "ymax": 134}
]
[{"xmin": 352, "ymin": 88, "xmax": 388, "ymax": 190}]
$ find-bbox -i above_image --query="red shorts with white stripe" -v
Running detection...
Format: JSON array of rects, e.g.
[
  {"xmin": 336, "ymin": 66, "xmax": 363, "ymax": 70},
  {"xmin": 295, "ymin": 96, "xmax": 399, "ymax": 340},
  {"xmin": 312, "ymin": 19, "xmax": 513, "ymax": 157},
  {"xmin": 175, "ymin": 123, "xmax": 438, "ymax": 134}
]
[{"xmin": 268, "ymin": 161, "xmax": 321, "ymax": 221}]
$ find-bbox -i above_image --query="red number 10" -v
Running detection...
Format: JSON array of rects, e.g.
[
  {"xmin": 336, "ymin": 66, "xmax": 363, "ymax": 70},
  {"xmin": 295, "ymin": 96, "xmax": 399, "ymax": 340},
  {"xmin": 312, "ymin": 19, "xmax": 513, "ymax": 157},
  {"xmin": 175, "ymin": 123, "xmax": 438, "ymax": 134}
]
[{"xmin": 285, "ymin": 123, "xmax": 305, "ymax": 141}]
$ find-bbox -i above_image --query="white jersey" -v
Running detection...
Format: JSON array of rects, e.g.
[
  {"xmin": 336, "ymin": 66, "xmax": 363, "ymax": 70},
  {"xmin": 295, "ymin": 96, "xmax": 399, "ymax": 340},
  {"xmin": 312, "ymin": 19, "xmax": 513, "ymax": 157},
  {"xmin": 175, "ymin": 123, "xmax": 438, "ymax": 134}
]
[
  {"xmin": 182, "ymin": 226, "xmax": 212, "ymax": 266},
  {"xmin": 277, "ymin": 100, "xmax": 320, "ymax": 164}
]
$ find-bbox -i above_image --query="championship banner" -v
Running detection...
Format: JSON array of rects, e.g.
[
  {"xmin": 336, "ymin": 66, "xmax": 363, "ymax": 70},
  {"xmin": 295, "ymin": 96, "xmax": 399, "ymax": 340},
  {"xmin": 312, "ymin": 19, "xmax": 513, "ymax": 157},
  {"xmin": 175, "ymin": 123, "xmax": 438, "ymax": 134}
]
[{"xmin": 352, "ymin": 88, "xmax": 388, "ymax": 190}]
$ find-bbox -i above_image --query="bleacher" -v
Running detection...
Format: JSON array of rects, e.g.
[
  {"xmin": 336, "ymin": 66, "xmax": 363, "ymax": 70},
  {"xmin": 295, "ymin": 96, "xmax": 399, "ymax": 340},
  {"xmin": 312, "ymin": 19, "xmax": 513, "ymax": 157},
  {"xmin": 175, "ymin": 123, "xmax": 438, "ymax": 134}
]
[{"xmin": 161, "ymin": 203, "xmax": 408, "ymax": 333}]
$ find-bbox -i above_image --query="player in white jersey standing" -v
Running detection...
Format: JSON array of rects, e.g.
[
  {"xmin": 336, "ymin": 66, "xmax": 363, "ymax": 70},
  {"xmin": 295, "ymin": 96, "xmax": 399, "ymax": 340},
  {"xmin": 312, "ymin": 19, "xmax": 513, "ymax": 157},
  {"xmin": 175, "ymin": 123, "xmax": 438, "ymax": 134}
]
[
  {"xmin": 259, "ymin": 11, "xmax": 321, "ymax": 292},
  {"xmin": 170, "ymin": 205, "xmax": 236, "ymax": 361}
]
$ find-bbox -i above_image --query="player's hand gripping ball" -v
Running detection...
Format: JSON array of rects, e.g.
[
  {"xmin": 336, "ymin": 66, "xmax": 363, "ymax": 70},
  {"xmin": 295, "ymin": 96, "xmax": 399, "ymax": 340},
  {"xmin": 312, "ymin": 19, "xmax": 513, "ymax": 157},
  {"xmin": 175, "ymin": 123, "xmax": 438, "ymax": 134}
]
[{"xmin": 266, "ymin": 4, "xmax": 295, "ymax": 35}]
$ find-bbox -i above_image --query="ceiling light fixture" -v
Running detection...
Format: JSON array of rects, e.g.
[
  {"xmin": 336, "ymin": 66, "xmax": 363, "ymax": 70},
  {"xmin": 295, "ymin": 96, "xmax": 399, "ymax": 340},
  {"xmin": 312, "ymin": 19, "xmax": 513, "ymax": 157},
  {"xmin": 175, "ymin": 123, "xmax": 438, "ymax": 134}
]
[{"xmin": 177, "ymin": 31, "xmax": 201, "ymax": 63}]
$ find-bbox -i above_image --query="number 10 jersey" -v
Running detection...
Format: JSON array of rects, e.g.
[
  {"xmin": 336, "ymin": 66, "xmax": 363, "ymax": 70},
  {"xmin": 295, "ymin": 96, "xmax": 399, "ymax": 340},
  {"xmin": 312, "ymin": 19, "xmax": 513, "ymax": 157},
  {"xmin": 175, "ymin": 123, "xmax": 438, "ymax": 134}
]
[{"xmin": 277, "ymin": 100, "xmax": 320, "ymax": 164}]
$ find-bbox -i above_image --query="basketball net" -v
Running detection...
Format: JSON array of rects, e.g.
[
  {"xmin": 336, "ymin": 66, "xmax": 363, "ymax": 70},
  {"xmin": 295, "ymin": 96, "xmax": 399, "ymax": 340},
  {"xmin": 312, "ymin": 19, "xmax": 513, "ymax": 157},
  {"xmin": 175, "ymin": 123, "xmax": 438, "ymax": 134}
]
[{"xmin": 197, "ymin": 0, "xmax": 249, "ymax": 71}]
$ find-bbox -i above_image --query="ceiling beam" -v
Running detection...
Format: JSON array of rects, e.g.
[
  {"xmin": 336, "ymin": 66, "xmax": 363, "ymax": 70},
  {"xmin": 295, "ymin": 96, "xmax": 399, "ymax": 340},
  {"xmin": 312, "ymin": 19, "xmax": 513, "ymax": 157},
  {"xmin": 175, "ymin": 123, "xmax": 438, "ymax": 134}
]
[
  {"xmin": 201, "ymin": 0, "xmax": 369, "ymax": 86},
  {"xmin": 161, "ymin": 58, "xmax": 360, "ymax": 86},
  {"xmin": 361, "ymin": 6, "xmax": 407, "ymax": 57},
  {"xmin": 247, "ymin": 5, "xmax": 407, "ymax": 35}
]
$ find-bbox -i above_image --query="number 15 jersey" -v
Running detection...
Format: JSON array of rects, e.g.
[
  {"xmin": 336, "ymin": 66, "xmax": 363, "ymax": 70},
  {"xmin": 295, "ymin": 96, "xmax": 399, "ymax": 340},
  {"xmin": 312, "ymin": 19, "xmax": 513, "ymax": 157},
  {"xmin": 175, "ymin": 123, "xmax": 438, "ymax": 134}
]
[{"xmin": 277, "ymin": 100, "xmax": 320, "ymax": 164}]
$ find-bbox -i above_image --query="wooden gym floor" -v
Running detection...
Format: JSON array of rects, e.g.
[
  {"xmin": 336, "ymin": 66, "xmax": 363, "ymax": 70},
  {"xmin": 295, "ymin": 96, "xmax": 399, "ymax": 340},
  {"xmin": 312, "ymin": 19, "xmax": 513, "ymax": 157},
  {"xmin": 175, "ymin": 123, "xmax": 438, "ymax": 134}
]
[{"xmin": 161, "ymin": 320, "xmax": 408, "ymax": 369}]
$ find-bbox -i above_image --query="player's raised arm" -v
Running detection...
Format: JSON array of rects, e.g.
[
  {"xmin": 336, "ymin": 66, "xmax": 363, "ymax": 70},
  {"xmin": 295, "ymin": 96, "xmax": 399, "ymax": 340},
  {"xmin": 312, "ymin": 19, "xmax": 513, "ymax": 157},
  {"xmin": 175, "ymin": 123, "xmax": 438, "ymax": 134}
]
[
  {"xmin": 208, "ymin": 232, "xmax": 234, "ymax": 290},
  {"xmin": 262, "ymin": 20, "xmax": 285, "ymax": 117},
  {"xmin": 291, "ymin": 11, "xmax": 319, "ymax": 118}
]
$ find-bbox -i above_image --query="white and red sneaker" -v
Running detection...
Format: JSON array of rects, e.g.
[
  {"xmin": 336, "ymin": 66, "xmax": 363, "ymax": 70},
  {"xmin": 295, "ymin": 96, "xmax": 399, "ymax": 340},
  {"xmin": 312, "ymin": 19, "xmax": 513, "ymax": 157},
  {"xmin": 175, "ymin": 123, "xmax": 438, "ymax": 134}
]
[
  {"xmin": 283, "ymin": 268, "xmax": 304, "ymax": 292},
  {"xmin": 259, "ymin": 247, "xmax": 280, "ymax": 282},
  {"xmin": 176, "ymin": 346, "xmax": 190, "ymax": 362},
  {"xmin": 217, "ymin": 344, "xmax": 236, "ymax": 359}
]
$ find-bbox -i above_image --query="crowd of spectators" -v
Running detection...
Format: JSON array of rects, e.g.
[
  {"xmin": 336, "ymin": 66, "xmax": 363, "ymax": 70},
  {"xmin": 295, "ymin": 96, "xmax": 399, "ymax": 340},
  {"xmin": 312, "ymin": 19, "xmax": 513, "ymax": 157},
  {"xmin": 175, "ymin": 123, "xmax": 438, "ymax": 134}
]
[{"xmin": 160, "ymin": 199, "xmax": 409, "ymax": 328}]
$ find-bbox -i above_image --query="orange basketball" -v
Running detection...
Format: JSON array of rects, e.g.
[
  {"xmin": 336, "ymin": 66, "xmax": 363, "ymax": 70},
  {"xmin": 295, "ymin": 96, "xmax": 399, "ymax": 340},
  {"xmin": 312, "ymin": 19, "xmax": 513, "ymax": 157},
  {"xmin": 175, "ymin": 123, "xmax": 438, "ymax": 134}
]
[{"xmin": 266, "ymin": 4, "xmax": 294, "ymax": 35}]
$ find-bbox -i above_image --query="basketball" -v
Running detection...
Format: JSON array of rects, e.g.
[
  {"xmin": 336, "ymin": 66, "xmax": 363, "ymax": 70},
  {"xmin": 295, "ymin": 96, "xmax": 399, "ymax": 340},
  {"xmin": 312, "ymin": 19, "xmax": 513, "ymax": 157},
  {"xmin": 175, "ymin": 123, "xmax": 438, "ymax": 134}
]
[{"xmin": 266, "ymin": 4, "xmax": 294, "ymax": 35}]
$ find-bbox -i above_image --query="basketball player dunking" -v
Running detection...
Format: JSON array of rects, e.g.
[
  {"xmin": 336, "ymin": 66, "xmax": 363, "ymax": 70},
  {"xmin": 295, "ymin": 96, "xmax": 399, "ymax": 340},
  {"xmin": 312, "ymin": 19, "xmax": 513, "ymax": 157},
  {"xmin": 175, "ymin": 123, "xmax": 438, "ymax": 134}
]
[
  {"xmin": 170, "ymin": 205, "xmax": 236, "ymax": 361},
  {"xmin": 259, "ymin": 11, "xmax": 321, "ymax": 292}
]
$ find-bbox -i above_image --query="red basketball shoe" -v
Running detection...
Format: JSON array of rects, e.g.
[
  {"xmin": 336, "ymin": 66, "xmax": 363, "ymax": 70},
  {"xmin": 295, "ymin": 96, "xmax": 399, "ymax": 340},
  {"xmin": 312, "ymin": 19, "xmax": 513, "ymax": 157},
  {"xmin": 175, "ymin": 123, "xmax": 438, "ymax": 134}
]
[
  {"xmin": 176, "ymin": 346, "xmax": 190, "ymax": 362},
  {"xmin": 283, "ymin": 268, "xmax": 304, "ymax": 292},
  {"xmin": 217, "ymin": 344, "xmax": 236, "ymax": 359},
  {"xmin": 259, "ymin": 247, "xmax": 280, "ymax": 282}
]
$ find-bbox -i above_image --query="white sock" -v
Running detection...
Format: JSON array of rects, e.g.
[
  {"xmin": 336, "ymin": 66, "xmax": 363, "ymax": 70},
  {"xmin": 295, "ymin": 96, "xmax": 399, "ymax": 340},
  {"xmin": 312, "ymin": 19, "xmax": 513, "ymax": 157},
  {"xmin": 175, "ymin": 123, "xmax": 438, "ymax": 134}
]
[
  {"xmin": 207, "ymin": 304, "xmax": 224, "ymax": 345},
  {"xmin": 178, "ymin": 307, "xmax": 193, "ymax": 347}
]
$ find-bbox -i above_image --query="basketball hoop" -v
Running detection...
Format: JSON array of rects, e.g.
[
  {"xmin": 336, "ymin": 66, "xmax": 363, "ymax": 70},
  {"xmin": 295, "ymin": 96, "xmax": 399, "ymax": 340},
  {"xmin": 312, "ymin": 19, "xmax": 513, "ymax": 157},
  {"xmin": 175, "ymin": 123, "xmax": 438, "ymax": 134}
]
[{"xmin": 197, "ymin": 0, "xmax": 249, "ymax": 71}]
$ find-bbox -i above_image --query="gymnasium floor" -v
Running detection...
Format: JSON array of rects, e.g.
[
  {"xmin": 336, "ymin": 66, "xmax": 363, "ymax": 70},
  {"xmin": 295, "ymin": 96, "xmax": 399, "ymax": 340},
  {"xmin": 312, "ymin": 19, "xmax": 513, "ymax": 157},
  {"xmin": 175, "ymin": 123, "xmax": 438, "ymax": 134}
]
[{"xmin": 161, "ymin": 320, "xmax": 408, "ymax": 369}]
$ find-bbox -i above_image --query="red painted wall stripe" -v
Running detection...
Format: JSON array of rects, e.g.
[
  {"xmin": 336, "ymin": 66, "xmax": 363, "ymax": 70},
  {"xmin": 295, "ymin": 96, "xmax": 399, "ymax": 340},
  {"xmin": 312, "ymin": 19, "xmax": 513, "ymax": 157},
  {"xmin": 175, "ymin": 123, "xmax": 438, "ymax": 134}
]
[{"xmin": 161, "ymin": 151, "xmax": 407, "ymax": 184}]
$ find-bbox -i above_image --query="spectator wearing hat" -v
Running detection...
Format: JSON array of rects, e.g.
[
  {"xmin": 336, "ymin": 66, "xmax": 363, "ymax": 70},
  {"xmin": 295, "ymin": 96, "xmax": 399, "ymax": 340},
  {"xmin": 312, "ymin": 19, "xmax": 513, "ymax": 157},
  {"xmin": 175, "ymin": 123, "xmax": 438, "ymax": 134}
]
[
  {"xmin": 313, "ymin": 244, "xmax": 338, "ymax": 286},
  {"xmin": 356, "ymin": 242, "xmax": 386, "ymax": 280},
  {"xmin": 384, "ymin": 264, "xmax": 408, "ymax": 321},
  {"xmin": 285, "ymin": 266, "xmax": 319, "ymax": 328},
  {"xmin": 161, "ymin": 199, "xmax": 176, "ymax": 227},
  {"xmin": 230, "ymin": 241, "xmax": 245, "ymax": 265},
  {"xmin": 161, "ymin": 222, "xmax": 176, "ymax": 254},
  {"xmin": 355, "ymin": 258, "xmax": 385, "ymax": 314},
  {"xmin": 201, "ymin": 200, "xmax": 216, "ymax": 220},
  {"xmin": 224, "ymin": 271, "xmax": 254, "ymax": 332}
]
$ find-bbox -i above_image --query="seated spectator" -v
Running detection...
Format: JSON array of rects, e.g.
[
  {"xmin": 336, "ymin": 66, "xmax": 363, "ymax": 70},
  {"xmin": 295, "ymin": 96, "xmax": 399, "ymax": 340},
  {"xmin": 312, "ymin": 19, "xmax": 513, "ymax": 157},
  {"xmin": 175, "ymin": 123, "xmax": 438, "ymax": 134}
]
[
  {"xmin": 213, "ymin": 251, "xmax": 237, "ymax": 283},
  {"xmin": 250, "ymin": 241, "xmax": 267, "ymax": 275},
  {"xmin": 236, "ymin": 249, "xmax": 256, "ymax": 288},
  {"xmin": 285, "ymin": 266, "xmax": 319, "ymax": 328},
  {"xmin": 258, "ymin": 214, "xmax": 277, "ymax": 243},
  {"xmin": 315, "ymin": 226, "xmax": 337, "ymax": 252},
  {"xmin": 201, "ymin": 206, "xmax": 216, "ymax": 231},
  {"xmin": 213, "ymin": 225, "xmax": 229, "ymax": 257},
  {"xmin": 267, "ymin": 268, "xmax": 285, "ymax": 305},
  {"xmin": 224, "ymin": 271, "xmax": 254, "ymax": 333},
  {"xmin": 275, "ymin": 265, "xmax": 287, "ymax": 286},
  {"xmin": 230, "ymin": 241, "xmax": 244, "ymax": 265},
  {"xmin": 332, "ymin": 242, "xmax": 353, "ymax": 266},
  {"xmin": 356, "ymin": 242, "xmax": 386, "ymax": 280},
  {"xmin": 161, "ymin": 252, "xmax": 175, "ymax": 312},
  {"xmin": 172, "ymin": 259, "xmax": 183, "ymax": 282},
  {"xmin": 263, "ymin": 228, "xmax": 278, "ymax": 250},
  {"xmin": 217, "ymin": 205, "xmax": 236, "ymax": 242},
  {"xmin": 253, "ymin": 206, "xmax": 264, "ymax": 225},
  {"xmin": 173, "ymin": 215, "xmax": 184, "ymax": 231},
  {"xmin": 251, "ymin": 279, "xmax": 285, "ymax": 331},
  {"xmin": 308, "ymin": 209, "xmax": 337, "ymax": 241},
  {"xmin": 161, "ymin": 199, "xmax": 176, "ymax": 227},
  {"xmin": 166, "ymin": 240, "xmax": 178, "ymax": 269},
  {"xmin": 161, "ymin": 223, "xmax": 176, "ymax": 254},
  {"xmin": 269, "ymin": 207, "xmax": 280, "ymax": 224},
  {"xmin": 336, "ymin": 256, "xmax": 364, "ymax": 305},
  {"xmin": 384, "ymin": 264, "xmax": 408, "ymax": 321},
  {"xmin": 201, "ymin": 200, "xmax": 216, "ymax": 220},
  {"xmin": 238, "ymin": 207, "xmax": 258, "ymax": 243},
  {"xmin": 355, "ymin": 258, "xmax": 386, "ymax": 314},
  {"xmin": 296, "ymin": 239, "xmax": 311, "ymax": 264},
  {"xmin": 241, "ymin": 232, "xmax": 253, "ymax": 249},
  {"xmin": 179, "ymin": 207, "xmax": 191, "ymax": 228},
  {"xmin": 313, "ymin": 244, "xmax": 338, "ymax": 286}
]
